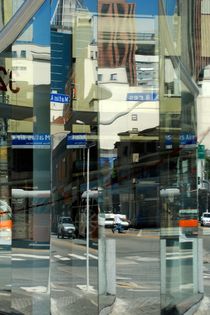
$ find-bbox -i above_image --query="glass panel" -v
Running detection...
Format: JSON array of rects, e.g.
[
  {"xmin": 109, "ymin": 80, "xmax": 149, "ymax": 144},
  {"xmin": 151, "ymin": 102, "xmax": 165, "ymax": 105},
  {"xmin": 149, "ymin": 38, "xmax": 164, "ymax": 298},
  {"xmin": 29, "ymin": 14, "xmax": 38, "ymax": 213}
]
[
  {"xmin": 0, "ymin": 1, "xmax": 207, "ymax": 314},
  {"xmin": 98, "ymin": 0, "xmax": 160, "ymax": 313},
  {"xmin": 159, "ymin": 0, "xmax": 202, "ymax": 312},
  {"xmin": 0, "ymin": 1, "xmax": 51, "ymax": 314},
  {"xmin": 50, "ymin": 1, "xmax": 98, "ymax": 314}
]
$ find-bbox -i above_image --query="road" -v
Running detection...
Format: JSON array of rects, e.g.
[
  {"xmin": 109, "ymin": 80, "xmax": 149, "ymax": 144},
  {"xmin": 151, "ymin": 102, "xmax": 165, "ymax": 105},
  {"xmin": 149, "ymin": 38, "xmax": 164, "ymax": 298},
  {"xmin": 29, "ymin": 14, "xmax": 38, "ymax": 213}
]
[{"xmin": 0, "ymin": 227, "xmax": 210, "ymax": 314}]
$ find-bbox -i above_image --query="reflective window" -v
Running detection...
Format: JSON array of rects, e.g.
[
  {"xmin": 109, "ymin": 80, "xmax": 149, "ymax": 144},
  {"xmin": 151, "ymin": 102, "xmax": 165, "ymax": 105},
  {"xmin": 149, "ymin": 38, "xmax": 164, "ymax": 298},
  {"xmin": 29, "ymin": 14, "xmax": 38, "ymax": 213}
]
[{"xmin": 0, "ymin": 1, "xmax": 209, "ymax": 314}]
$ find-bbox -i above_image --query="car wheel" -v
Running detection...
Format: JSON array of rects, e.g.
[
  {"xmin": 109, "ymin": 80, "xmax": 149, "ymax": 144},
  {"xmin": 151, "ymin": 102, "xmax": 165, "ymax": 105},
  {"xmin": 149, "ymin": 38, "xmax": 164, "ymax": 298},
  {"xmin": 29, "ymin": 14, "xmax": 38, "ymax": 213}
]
[
  {"xmin": 57, "ymin": 233, "xmax": 59, "ymax": 238},
  {"xmin": 61, "ymin": 231, "xmax": 64, "ymax": 239}
]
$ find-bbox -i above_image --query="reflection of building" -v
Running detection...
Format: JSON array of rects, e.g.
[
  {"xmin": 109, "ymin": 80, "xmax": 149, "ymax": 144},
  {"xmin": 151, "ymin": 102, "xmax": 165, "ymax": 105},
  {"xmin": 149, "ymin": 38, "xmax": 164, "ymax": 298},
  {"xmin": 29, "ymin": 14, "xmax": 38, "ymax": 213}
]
[
  {"xmin": 98, "ymin": 0, "xmax": 137, "ymax": 86},
  {"xmin": 114, "ymin": 127, "xmax": 160, "ymax": 227}
]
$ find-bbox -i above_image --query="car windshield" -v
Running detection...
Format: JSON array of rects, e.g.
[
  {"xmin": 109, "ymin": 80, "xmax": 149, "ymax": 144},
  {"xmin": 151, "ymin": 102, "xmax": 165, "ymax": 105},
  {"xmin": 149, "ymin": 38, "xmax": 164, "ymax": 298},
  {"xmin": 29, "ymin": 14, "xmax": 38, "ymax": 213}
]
[
  {"xmin": 62, "ymin": 218, "xmax": 72, "ymax": 223},
  {"xmin": 203, "ymin": 213, "xmax": 210, "ymax": 218}
]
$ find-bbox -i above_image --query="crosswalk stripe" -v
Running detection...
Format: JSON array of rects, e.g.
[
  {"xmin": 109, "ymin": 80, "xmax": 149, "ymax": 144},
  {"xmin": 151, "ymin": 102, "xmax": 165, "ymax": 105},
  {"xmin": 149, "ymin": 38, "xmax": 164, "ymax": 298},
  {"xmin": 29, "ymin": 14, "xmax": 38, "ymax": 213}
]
[
  {"xmin": 57, "ymin": 257, "xmax": 71, "ymax": 261},
  {"xmin": 54, "ymin": 255, "xmax": 71, "ymax": 261},
  {"xmin": 68, "ymin": 254, "xmax": 86, "ymax": 260},
  {"xmin": 166, "ymin": 255, "xmax": 192, "ymax": 260},
  {"xmin": 54, "ymin": 255, "xmax": 62, "ymax": 259},
  {"xmin": 13, "ymin": 254, "xmax": 49, "ymax": 259},
  {"xmin": 84, "ymin": 253, "xmax": 98, "ymax": 260}
]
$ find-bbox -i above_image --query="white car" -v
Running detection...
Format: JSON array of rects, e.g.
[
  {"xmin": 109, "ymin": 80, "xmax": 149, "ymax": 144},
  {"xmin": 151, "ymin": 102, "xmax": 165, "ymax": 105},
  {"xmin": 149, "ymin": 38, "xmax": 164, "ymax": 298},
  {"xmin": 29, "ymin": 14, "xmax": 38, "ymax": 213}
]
[
  {"xmin": 104, "ymin": 213, "xmax": 130, "ymax": 229},
  {"xmin": 57, "ymin": 216, "xmax": 76, "ymax": 238},
  {"xmin": 201, "ymin": 212, "xmax": 210, "ymax": 227}
]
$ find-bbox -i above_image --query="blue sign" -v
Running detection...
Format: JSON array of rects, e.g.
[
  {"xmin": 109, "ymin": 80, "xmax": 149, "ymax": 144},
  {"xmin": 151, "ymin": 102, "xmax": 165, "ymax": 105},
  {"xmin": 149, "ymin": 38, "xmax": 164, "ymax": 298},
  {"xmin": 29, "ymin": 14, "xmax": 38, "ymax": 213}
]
[
  {"xmin": 12, "ymin": 134, "xmax": 51, "ymax": 149},
  {"xmin": 66, "ymin": 133, "xmax": 87, "ymax": 149},
  {"xmin": 50, "ymin": 93, "xmax": 70, "ymax": 104},
  {"xmin": 126, "ymin": 92, "xmax": 158, "ymax": 102},
  {"xmin": 179, "ymin": 133, "xmax": 197, "ymax": 147},
  {"xmin": 165, "ymin": 135, "xmax": 172, "ymax": 149}
]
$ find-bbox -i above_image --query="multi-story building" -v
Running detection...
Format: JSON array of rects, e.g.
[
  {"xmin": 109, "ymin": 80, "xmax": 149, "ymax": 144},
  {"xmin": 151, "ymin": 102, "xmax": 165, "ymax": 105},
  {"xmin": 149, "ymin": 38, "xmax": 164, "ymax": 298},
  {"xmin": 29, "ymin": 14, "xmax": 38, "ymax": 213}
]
[{"xmin": 98, "ymin": 0, "xmax": 137, "ymax": 86}]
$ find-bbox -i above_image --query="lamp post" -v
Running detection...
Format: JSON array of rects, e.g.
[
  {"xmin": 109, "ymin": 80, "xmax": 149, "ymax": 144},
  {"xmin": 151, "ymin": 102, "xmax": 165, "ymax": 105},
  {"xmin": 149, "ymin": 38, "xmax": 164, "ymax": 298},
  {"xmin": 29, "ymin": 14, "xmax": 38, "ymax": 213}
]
[{"xmin": 76, "ymin": 120, "xmax": 94, "ymax": 291}]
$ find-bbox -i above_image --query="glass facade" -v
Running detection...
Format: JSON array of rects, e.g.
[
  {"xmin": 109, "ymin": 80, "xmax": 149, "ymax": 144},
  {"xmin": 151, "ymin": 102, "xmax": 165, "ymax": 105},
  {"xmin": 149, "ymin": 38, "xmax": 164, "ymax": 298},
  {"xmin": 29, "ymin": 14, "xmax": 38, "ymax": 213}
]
[{"xmin": 0, "ymin": 0, "xmax": 209, "ymax": 314}]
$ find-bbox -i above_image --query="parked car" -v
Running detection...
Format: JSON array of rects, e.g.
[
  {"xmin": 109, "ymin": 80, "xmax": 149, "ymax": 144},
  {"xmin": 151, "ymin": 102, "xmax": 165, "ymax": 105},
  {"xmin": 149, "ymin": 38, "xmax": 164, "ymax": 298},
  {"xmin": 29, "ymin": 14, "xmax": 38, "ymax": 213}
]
[
  {"xmin": 201, "ymin": 212, "xmax": 210, "ymax": 226},
  {"xmin": 57, "ymin": 216, "xmax": 76, "ymax": 239}
]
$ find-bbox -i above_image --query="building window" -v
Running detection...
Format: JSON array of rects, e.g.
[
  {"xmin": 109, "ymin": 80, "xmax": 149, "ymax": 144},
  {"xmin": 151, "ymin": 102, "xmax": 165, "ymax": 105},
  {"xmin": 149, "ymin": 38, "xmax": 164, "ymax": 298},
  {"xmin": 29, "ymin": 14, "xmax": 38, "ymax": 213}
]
[
  {"xmin": 110, "ymin": 73, "xmax": 117, "ymax": 81},
  {"xmin": 12, "ymin": 51, "xmax": 17, "ymax": 58},
  {"xmin": 98, "ymin": 74, "xmax": 103, "ymax": 81},
  {"xmin": 20, "ymin": 50, "xmax": 26, "ymax": 58}
]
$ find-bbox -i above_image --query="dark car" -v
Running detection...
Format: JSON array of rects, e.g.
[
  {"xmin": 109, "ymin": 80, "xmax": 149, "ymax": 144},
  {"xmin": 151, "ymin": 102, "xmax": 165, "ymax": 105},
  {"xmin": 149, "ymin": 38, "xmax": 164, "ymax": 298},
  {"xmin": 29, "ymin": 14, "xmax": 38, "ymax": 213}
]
[{"xmin": 57, "ymin": 216, "xmax": 76, "ymax": 239}]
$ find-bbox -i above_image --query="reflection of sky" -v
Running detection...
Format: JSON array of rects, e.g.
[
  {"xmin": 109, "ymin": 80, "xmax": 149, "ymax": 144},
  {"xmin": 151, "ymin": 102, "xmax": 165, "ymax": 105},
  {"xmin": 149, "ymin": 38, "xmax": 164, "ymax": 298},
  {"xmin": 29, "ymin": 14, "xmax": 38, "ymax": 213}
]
[
  {"xmin": 51, "ymin": 0, "xmax": 58, "ymax": 18},
  {"xmin": 85, "ymin": 0, "xmax": 158, "ymax": 15},
  {"xmin": 33, "ymin": 0, "xmax": 50, "ymax": 45},
  {"xmin": 163, "ymin": 0, "xmax": 177, "ymax": 15},
  {"xmin": 16, "ymin": 0, "xmax": 50, "ymax": 45}
]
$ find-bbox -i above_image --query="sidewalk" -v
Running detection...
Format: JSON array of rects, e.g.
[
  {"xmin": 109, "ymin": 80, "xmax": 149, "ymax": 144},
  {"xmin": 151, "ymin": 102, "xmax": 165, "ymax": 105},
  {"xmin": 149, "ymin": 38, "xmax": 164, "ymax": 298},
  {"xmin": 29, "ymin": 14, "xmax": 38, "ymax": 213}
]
[{"xmin": 192, "ymin": 296, "xmax": 210, "ymax": 315}]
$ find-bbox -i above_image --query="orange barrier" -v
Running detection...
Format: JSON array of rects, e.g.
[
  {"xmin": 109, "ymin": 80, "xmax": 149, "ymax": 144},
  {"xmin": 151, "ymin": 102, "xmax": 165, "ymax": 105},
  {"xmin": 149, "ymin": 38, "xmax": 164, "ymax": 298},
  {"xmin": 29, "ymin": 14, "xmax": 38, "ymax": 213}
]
[{"xmin": 179, "ymin": 219, "xmax": 198, "ymax": 228}]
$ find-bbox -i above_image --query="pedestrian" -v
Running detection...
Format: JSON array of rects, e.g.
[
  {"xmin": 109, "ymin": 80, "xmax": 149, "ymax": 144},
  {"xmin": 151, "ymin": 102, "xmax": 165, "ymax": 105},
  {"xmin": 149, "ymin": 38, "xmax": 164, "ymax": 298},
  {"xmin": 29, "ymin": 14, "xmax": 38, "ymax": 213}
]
[{"xmin": 112, "ymin": 212, "xmax": 125, "ymax": 233}]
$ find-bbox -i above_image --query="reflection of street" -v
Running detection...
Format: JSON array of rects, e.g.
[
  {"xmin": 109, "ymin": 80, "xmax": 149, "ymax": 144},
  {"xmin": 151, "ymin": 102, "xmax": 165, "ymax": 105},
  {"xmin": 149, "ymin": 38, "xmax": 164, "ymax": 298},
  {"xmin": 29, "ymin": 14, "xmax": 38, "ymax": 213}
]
[
  {"xmin": 201, "ymin": 226, "xmax": 210, "ymax": 300},
  {"xmin": 50, "ymin": 235, "xmax": 98, "ymax": 315},
  {"xmin": 106, "ymin": 229, "xmax": 160, "ymax": 314},
  {"xmin": 2, "ymin": 228, "xmax": 209, "ymax": 314}
]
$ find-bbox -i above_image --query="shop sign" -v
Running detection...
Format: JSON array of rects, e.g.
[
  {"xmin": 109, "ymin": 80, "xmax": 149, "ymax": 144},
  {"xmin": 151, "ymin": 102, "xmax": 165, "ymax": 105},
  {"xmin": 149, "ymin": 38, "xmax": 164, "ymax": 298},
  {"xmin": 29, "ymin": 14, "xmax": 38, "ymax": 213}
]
[
  {"xmin": 11, "ymin": 134, "xmax": 51, "ymax": 149},
  {"xmin": 66, "ymin": 133, "xmax": 87, "ymax": 149},
  {"xmin": 0, "ymin": 66, "xmax": 20, "ymax": 93},
  {"xmin": 126, "ymin": 92, "xmax": 158, "ymax": 101},
  {"xmin": 50, "ymin": 93, "xmax": 70, "ymax": 104}
]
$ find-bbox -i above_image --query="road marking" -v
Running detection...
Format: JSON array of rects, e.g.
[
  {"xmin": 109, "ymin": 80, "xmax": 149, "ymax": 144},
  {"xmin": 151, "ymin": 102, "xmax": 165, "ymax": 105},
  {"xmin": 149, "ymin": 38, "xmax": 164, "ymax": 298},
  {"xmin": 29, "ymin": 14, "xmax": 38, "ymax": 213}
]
[
  {"xmin": 21, "ymin": 286, "xmax": 47, "ymax": 293},
  {"xmin": 12, "ymin": 258, "xmax": 25, "ymax": 261},
  {"xmin": 77, "ymin": 284, "xmax": 97, "ymax": 293},
  {"xmin": 54, "ymin": 255, "xmax": 70, "ymax": 261},
  {"xmin": 137, "ymin": 230, "xmax": 142, "ymax": 236},
  {"xmin": 117, "ymin": 276, "xmax": 132, "ymax": 280},
  {"xmin": 127, "ymin": 288, "xmax": 159, "ymax": 292},
  {"xmin": 117, "ymin": 260, "xmax": 138, "ymax": 265},
  {"xmin": 126, "ymin": 256, "xmax": 159, "ymax": 262},
  {"xmin": 166, "ymin": 255, "xmax": 192, "ymax": 260},
  {"xmin": 68, "ymin": 254, "xmax": 86, "ymax": 260},
  {"xmin": 13, "ymin": 254, "xmax": 49, "ymax": 259},
  {"xmin": 58, "ymin": 257, "xmax": 71, "ymax": 261},
  {"xmin": 0, "ymin": 255, "xmax": 11, "ymax": 258},
  {"xmin": 54, "ymin": 255, "xmax": 62, "ymax": 258},
  {"xmin": 84, "ymin": 253, "xmax": 98, "ymax": 260}
]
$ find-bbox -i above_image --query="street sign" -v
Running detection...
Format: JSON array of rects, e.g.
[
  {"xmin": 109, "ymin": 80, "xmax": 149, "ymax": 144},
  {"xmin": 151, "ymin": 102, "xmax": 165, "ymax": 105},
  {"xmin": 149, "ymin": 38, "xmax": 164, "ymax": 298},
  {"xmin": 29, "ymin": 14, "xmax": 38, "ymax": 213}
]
[
  {"xmin": 50, "ymin": 93, "xmax": 70, "ymax": 104},
  {"xmin": 66, "ymin": 133, "xmax": 87, "ymax": 149},
  {"xmin": 198, "ymin": 144, "xmax": 205, "ymax": 159},
  {"xmin": 165, "ymin": 134, "xmax": 172, "ymax": 149},
  {"xmin": 179, "ymin": 133, "xmax": 197, "ymax": 147},
  {"xmin": 11, "ymin": 134, "xmax": 51, "ymax": 149}
]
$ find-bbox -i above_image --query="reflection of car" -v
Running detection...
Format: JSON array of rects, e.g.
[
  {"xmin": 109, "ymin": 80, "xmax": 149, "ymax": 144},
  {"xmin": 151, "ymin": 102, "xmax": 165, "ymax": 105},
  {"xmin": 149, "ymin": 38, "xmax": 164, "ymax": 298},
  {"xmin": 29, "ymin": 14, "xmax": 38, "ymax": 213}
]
[
  {"xmin": 105, "ymin": 213, "xmax": 115, "ymax": 228},
  {"xmin": 57, "ymin": 217, "xmax": 76, "ymax": 239},
  {"xmin": 201, "ymin": 212, "xmax": 210, "ymax": 226},
  {"xmin": 104, "ymin": 213, "xmax": 130, "ymax": 229}
]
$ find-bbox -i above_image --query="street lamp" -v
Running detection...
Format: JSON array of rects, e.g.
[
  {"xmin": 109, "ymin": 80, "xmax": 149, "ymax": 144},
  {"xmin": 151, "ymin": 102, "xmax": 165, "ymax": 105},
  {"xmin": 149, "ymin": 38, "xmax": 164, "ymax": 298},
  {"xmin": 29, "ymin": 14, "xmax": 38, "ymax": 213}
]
[{"xmin": 76, "ymin": 120, "xmax": 94, "ymax": 291}]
